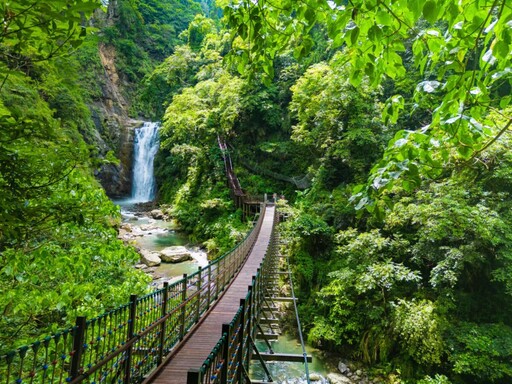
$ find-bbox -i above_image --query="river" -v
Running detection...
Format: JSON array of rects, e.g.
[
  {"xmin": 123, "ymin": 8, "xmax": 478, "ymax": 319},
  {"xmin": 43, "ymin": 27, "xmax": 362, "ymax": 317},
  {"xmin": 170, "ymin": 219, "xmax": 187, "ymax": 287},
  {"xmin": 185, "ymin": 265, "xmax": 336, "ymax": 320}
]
[
  {"xmin": 252, "ymin": 333, "xmax": 332, "ymax": 383},
  {"xmin": 116, "ymin": 200, "xmax": 208, "ymax": 284}
]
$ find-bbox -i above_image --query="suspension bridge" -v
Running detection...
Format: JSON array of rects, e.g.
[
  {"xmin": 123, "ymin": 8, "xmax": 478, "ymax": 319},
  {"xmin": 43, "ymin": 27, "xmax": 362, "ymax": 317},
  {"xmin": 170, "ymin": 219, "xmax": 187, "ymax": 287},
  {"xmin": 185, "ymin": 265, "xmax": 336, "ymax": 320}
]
[
  {"xmin": 1, "ymin": 136, "xmax": 312, "ymax": 384},
  {"xmin": 0, "ymin": 202, "xmax": 310, "ymax": 384}
]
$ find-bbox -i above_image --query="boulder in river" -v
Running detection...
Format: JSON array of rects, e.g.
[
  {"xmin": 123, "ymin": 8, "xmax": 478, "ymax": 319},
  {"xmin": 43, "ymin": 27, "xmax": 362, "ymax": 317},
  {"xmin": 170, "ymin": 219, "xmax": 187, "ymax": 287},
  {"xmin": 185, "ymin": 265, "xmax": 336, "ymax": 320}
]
[
  {"xmin": 160, "ymin": 246, "xmax": 192, "ymax": 263},
  {"xmin": 120, "ymin": 223, "xmax": 133, "ymax": 232},
  {"xmin": 140, "ymin": 224, "xmax": 160, "ymax": 232},
  {"xmin": 150, "ymin": 209, "xmax": 165, "ymax": 220},
  {"xmin": 309, "ymin": 372, "xmax": 323, "ymax": 381},
  {"xmin": 338, "ymin": 362, "xmax": 350, "ymax": 374},
  {"xmin": 327, "ymin": 373, "xmax": 353, "ymax": 384},
  {"xmin": 140, "ymin": 249, "xmax": 162, "ymax": 267}
]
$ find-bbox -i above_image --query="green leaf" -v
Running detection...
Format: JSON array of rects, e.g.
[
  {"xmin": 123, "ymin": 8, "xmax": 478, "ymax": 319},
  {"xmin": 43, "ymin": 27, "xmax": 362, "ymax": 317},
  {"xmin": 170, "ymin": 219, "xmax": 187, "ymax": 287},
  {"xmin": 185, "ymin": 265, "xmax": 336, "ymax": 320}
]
[
  {"xmin": 350, "ymin": 26, "xmax": 360, "ymax": 46},
  {"xmin": 422, "ymin": 1, "xmax": 438, "ymax": 24},
  {"xmin": 376, "ymin": 11, "xmax": 393, "ymax": 26},
  {"xmin": 262, "ymin": 61, "xmax": 274, "ymax": 78},
  {"xmin": 457, "ymin": 145, "xmax": 473, "ymax": 158},
  {"xmin": 368, "ymin": 25, "xmax": 383, "ymax": 42},
  {"xmin": 493, "ymin": 40, "xmax": 509, "ymax": 60},
  {"xmin": 349, "ymin": 69, "xmax": 363, "ymax": 87},
  {"xmin": 407, "ymin": 0, "xmax": 422, "ymax": 19},
  {"xmin": 293, "ymin": 45, "xmax": 304, "ymax": 59},
  {"xmin": 305, "ymin": 8, "xmax": 316, "ymax": 24},
  {"xmin": 355, "ymin": 196, "xmax": 369, "ymax": 211},
  {"xmin": 500, "ymin": 95, "xmax": 511, "ymax": 109}
]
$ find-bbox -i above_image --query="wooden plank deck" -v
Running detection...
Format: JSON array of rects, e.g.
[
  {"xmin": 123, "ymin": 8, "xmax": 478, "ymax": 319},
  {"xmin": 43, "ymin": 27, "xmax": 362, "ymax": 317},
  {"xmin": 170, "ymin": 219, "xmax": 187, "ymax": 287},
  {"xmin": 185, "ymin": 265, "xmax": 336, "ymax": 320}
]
[{"xmin": 149, "ymin": 205, "xmax": 275, "ymax": 384}]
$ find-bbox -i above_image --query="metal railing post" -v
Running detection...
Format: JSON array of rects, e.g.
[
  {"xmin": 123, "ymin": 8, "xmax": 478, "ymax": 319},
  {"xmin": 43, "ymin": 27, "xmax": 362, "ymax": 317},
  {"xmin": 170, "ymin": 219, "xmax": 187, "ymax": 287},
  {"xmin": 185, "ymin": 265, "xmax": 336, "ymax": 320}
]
[
  {"xmin": 228, "ymin": 255, "xmax": 232, "ymax": 283},
  {"xmin": 215, "ymin": 261, "xmax": 221, "ymax": 299},
  {"xmin": 180, "ymin": 274, "xmax": 188, "ymax": 341},
  {"xmin": 221, "ymin": 257, "xmax": 227, "ymax": 291},
  {"xmin": 220, "ymin": 323, "xmax": 231, "ymax": 384},
  {"xmin": 234, "ymin": 246, "xmax": 239, "ymax": 272},
  {"xmin": 124, "ymin": 294, "xmax": 137, "ymax": 384},
  {"xmin": 255, "ymin": 268, "xmax": 262, "ymax": 325},
  {"xmin": 196, "ymin": 267, "xmax": 202, "ymax": 322},
  {"xmin": 70, "ymin": 316, "xmax": 86, "ymax": 379},
  {"xmin": 207, "ymin": 264, "xmax": 212, "ymax": 309},
  {"xmin": 229, "ymin": 253, "xmax": 233, "ymax": 282},
  {"xmin": 246, "ymin": 283, "xmax": 254, "ymax": 368},
  {"xmin": 158, "ymin": 282, "xmax": 169, "ymax": 365},
  {"xmin": 237, "ymin": 298, "xmax": 246, "ymax": 383}
]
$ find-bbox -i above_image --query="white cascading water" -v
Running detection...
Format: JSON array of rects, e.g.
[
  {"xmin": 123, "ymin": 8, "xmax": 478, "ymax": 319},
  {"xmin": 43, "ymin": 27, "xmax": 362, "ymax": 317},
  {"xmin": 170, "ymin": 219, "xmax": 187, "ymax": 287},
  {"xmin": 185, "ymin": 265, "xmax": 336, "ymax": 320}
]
[{"xmin": 131, "ymin": 122, "xmax": 159, "ymax": 202}]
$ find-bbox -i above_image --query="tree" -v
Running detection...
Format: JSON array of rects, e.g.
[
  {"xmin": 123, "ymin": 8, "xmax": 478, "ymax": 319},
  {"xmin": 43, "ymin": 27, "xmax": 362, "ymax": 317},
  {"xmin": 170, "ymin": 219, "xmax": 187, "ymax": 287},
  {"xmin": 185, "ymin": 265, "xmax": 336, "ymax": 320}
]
[
  {"xmin": 139, "ymin": 16, "xmax": 225, "ymax": 119},
  {"xmin": 156, "ymin": 68, "xmax": 248, "ymax": 254},
  {"xmin": 289, "ymin": 51, "xmax": 384, "ymax": 186},
  {"xmin": 0, "ymin": 0, "xmax": 152, "ymax": 351},
  {"xmin": 0, "ymin": 0, "xmax": 99, "ymax": 77},
  {"xmin": 220, "ymin": 0, "xmax": 512, "ymax": 212},
  {"xmin": 301, "ymin": 115, "xmax": 512, "ymax": 380}
]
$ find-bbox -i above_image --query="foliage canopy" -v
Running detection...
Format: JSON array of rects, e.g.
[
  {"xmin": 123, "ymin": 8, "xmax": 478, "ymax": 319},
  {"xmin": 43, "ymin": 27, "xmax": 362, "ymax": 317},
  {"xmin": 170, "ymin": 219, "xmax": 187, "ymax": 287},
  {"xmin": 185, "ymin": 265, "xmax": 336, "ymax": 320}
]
[
  {"xmin": 0, "ymin": 0, "xmax": 151, "ymax": 351},
  {"xmin": 221, "ymin": 0, "xmax": 512, "ymax": 214}
]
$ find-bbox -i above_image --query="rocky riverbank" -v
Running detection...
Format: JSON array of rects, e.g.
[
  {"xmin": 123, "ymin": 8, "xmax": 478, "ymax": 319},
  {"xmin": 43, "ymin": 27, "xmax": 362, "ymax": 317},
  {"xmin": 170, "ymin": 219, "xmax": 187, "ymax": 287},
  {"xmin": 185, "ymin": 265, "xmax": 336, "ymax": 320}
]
[
  {"xmin": 304, "ymin": 359, "xmax": 390, "ymax": 384},
  {"xmin": 116, "ymin": 205, "xmax": 208, "ymax": 286},
  {"xmin": 324, "ymin": 360, "xmax": 385, "ymax": 384}
]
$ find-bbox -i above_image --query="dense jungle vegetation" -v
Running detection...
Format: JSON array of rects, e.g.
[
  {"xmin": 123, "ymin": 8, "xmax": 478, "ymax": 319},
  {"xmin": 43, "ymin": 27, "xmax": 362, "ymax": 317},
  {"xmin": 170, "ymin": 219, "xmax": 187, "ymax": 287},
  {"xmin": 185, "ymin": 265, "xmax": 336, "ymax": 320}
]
[
  {"xmin": 1, "ymin": 0, "xmax": 512, "ymax": 383},
  {"xmin": 0, "ymin": 0, "xmax": 209, "ymax": 352}
]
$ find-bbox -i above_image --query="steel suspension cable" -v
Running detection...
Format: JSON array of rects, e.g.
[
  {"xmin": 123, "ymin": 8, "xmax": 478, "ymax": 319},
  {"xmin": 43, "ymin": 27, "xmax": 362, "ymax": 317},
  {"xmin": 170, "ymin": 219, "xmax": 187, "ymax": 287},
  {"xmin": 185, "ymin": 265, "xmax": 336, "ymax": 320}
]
[{"xmin": 285, "ymin": 251, "xmax": 311, "ymax": 383}]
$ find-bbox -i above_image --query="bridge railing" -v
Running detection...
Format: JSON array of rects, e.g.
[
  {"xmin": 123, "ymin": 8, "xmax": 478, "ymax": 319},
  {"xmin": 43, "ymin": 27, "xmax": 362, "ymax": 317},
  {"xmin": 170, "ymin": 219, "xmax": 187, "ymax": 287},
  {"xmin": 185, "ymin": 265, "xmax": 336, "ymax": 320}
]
[
  {"xmin": 187, "ymin": 208, "xmax": 279, "ymax": 384},
  {"xmin": 0, "ymin": 205, "xmax": 266, "ymax": 384}
]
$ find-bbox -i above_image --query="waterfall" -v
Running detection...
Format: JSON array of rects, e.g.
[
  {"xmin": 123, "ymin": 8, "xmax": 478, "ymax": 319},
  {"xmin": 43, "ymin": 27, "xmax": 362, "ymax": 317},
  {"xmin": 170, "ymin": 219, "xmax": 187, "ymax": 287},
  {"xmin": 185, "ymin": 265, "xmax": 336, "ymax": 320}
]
[{"xmin": 131, "ymin": 122, "xmax": 159, "ymax": 202}]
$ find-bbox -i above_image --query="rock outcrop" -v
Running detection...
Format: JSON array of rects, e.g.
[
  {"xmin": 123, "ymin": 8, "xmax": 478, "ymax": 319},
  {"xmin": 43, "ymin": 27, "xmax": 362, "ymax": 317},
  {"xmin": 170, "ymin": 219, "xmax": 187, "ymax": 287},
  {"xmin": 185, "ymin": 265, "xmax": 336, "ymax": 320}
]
[
  {"xmin": 160, "ymin": 246, "xmax": 193, "ymax": 263},
  {"xmin": 140, "ymin": 249, "xmax": 162, "ymax": 267},
  {"xmin": 93, "ymin": 42, "xmax": 143, "ymax": 197},
  {"xmin": 327, "ymin": 373, "xmax": 353, "ymax": 384},
  {"xmin": 87, "ymin": 4, "xmax": 142, "ymax": 197},
  {"xmin": 150, "ymin": 209, "xmax": 166, "ymax": 220}
]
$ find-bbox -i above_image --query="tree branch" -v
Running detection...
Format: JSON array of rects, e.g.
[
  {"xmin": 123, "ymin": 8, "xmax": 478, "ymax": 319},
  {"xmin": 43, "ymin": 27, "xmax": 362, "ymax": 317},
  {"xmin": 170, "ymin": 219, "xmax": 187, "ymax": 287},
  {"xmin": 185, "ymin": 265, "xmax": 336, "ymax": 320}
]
[{"xmin": 468, "ymin": 117, "xmax": 512, "ymax": 161}]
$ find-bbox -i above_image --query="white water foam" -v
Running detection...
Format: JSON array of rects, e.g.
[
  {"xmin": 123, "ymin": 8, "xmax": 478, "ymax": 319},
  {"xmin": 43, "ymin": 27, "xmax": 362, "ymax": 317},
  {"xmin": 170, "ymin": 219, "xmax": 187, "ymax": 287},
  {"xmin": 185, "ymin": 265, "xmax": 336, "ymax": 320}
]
[{"xmin": 131, "ymin": 122, "xmax": 159, "ymax": 202}]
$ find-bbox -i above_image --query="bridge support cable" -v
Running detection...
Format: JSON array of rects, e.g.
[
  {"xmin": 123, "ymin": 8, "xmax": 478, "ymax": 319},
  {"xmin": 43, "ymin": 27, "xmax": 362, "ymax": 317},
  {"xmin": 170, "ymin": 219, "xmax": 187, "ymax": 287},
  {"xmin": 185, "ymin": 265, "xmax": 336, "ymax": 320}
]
[
  {"xmin": 284, "ymin": 245, "xmax": 311, "ymax": 384},
  {"xmin": 249, "ymin": 337, "xmax": 274, "ymax": 383}
]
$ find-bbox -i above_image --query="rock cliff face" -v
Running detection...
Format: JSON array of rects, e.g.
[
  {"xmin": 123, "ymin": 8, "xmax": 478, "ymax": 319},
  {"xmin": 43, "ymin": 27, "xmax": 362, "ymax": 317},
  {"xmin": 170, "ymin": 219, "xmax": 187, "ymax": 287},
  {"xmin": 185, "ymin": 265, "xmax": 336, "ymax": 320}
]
[
  {"xmin": 94, "ymin": 117, "xmax": 141, "ymax": 197},
  {"xmin": 90, "ymin": 1, "xmax": 142, "ymax": 198},
  {"xmin": 94, "ymin": 42, "xmax": 142, "ymax": 197}
]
